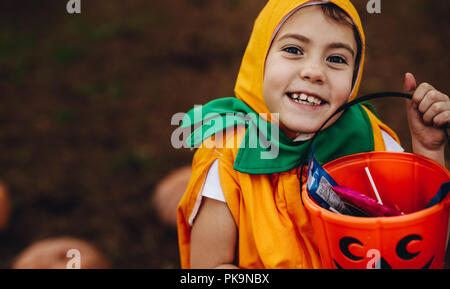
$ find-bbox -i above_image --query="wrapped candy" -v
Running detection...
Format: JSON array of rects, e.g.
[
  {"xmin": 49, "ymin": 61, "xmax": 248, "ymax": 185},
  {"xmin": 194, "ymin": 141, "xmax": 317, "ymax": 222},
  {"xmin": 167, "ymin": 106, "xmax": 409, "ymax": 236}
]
[{"xmin": 332, "ymin": 186, "xmax": 404, "ymax": 217}]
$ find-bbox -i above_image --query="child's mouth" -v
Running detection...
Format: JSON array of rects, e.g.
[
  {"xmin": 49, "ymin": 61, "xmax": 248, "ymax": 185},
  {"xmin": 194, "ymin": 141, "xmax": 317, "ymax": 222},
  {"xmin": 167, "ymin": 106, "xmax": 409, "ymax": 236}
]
[{"xmin": 286, "ymin": 92, "xmax": 326, "ymax": 106}]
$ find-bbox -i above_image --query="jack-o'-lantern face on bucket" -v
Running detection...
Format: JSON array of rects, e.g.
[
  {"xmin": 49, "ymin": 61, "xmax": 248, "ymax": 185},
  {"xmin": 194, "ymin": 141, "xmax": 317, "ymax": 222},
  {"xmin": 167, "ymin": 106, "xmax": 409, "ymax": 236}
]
[
  {"xmin": 332, "ymin": 234, "xmax": 435, "ymax": 269},
  {"xmin": 302, "ymin": 151, "xmax": 450, "ymax": 269}
]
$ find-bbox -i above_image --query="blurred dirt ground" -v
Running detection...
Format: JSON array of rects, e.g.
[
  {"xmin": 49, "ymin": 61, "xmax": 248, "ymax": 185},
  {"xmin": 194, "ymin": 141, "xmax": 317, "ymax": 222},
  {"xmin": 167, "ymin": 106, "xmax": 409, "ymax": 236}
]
[{"xmin": 0, "ymin": 0, "xmax": 448, "ymax": 268}]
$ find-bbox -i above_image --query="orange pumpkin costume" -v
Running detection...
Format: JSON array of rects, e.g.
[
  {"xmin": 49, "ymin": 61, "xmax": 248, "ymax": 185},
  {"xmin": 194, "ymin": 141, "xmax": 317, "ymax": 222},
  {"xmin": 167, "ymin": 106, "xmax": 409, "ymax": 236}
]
[{"xmin": 177, "ymin": 0, "xmax": 400, "ymax": 269}]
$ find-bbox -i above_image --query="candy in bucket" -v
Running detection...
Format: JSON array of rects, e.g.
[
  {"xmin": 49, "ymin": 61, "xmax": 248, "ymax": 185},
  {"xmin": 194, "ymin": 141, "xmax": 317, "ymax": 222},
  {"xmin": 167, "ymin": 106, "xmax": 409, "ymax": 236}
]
[{"xmin": 306, "ymin": 147, "xmax": 407, "ymax": 217}]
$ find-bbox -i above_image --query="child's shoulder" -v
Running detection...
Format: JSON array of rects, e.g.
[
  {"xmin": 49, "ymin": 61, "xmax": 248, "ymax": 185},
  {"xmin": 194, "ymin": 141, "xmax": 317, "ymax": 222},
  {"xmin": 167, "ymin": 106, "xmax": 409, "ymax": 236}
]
[{"xmin": 193, "ymin": 125, "xmax": 247, "ymax": 164}]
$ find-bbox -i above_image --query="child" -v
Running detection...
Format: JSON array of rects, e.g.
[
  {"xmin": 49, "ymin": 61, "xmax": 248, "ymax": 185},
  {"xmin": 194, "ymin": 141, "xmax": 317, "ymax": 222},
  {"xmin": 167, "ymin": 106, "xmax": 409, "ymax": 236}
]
[{"xmin": 176, "ymin": 0, "xmax": 449, "ymax": 269}]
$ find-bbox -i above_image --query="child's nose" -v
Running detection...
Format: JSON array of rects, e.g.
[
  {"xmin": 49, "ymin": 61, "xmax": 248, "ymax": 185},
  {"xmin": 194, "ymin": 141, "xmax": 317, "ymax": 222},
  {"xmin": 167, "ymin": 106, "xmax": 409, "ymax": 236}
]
[{"xmin": 300, "ymin": 63, "xmax": 324, "ymax": 84}]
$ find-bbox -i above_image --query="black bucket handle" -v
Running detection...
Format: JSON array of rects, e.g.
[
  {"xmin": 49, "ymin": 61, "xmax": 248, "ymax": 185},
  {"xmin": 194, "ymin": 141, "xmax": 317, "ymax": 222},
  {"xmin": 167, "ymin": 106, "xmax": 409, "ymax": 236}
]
[{"xmin": 299, "ymin": 91, "xmax": 449, "ymax": 203}]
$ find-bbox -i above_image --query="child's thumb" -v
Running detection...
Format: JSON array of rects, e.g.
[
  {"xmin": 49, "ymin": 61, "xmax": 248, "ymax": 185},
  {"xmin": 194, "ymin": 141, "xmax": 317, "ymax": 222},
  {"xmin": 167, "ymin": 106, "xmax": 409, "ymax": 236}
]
[
  {"xmin": 403, "ymin": 72, "xmax": 417, "ymax": 94},
  {"xmin": 404, "ymin": 72, "xmax": 422, "ymax": 131}
]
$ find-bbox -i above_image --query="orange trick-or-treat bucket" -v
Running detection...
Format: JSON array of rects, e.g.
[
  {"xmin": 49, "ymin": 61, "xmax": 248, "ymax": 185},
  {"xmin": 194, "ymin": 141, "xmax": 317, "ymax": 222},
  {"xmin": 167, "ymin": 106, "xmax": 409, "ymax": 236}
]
[{"xmin": 302, "ymin": 152, "xmax": 450, "ymax": 269}]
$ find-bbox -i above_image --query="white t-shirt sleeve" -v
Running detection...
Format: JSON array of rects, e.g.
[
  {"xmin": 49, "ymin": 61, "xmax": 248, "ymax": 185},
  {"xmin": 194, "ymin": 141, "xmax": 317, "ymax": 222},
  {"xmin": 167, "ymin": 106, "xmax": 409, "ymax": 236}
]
[
  {"xmin": 188, "ymin": 159, "xmax": 226, "ymax": 225},
  {"xmin": 381, "ymin": 130, "xmax": 404, "ymax": 152},
  {"xmin": 201, "ymin": 159, "xmax": 226, "ymax": 202}
]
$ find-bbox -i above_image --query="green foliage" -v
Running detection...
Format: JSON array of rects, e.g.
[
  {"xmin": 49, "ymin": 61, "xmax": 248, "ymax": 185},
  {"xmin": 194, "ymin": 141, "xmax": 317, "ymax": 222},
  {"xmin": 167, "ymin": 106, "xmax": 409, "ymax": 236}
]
[
  {"xmin": 52, "ymin": 108, "xmax": 79, "ymax": 124},
  {"xmin": 107, "ymin": 150, "xmax": 151, "ymax": 174},
  {"xmin": 52, "ymin": 44, "xmax": 83, "ymax": 66}
]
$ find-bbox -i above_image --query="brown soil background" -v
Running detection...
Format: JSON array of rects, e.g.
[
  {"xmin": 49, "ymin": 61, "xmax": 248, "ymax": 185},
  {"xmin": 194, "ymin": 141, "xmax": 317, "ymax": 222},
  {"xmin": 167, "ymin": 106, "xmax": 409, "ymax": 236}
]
[{"xmin": 0, "ymin": 0, "xmax": 448, "ymax": 268}]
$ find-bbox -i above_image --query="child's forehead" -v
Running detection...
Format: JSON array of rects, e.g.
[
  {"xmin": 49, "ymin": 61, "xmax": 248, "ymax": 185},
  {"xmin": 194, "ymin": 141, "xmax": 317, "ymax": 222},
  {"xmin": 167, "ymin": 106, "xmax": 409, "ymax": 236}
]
[
  {"xmin": 280, "ymin": 5, "xmax": 347, "ymax": 31},
  {"xmin": 273, "ymin": 5, "xmax": 356, "ymax": 45},
  {"xmin": 286, "ymin": 5, "xmax": 325, "ymax": 21}
]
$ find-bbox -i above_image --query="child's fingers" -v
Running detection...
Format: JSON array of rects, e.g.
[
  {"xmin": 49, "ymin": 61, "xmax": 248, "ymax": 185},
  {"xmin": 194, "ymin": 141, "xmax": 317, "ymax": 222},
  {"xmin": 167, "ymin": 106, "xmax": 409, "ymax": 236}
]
[
  {"xmin": 431, "ymin": 110, "xmax": 450, "ymax": 128},
  {"xmin": 417, "ymin": 89, "xmax": 449, "ymax": 115},
  {"xmin": 422, "ymin": 100, "xmax": 450, "ymax": 127},
  {"xmin": 412, "ymin": 82, "xmax": 434, "ymax": 108}
]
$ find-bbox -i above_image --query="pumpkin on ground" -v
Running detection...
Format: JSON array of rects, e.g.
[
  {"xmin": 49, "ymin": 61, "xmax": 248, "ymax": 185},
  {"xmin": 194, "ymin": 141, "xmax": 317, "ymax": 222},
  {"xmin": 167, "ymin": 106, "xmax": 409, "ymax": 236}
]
[
  {"xmin": 12, "ymin": 237, "xmax": 111, "ymax": 269},
  {"xmin": 152, "ymin": 165, "xmax": 192, "ymax": 228}
]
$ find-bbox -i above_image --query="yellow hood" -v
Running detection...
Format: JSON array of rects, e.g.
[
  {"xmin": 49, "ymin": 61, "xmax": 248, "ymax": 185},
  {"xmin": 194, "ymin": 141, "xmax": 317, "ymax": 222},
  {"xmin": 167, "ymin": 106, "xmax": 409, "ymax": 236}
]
[{"xmin": 234, "ymin": 0, "xmax": 365, "ymax": 116}]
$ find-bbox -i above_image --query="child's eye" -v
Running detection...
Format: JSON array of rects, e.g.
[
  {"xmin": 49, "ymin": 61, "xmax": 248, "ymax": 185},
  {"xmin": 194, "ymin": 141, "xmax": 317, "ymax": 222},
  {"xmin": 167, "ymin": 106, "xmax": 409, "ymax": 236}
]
[
  {"xmin": 327, "ymin": 55, "xmax": 348, "ymax": 64},
  {"xmin": 283, "ymin": 46, "xmax": 303, "ymax": 55}
]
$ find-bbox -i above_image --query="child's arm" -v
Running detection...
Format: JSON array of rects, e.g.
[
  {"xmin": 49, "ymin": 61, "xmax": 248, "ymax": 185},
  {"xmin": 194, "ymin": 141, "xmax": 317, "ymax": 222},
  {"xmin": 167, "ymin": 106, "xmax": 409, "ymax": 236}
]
[
  {"xmin": 190, "ymin": 197, "xmax": 239, "ymax": 269},
  {"xmin": 404, "ymin": 73, "xmax": 449, "ymax": 166}
]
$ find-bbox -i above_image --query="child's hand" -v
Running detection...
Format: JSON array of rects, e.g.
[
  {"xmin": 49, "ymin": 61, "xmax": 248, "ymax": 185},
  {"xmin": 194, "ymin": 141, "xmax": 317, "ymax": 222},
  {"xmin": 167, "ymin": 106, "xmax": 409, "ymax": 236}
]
[{"xmin": 404, "ymin": 72, "xmax": 449, "ymax": 166}]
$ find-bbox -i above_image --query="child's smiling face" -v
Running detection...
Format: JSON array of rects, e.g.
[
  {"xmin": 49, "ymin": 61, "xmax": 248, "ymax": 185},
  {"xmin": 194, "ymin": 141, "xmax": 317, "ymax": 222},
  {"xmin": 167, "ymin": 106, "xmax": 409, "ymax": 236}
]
[{"xmin": 263, "ymin": 5, "xmax": 358, "ymax": 136}]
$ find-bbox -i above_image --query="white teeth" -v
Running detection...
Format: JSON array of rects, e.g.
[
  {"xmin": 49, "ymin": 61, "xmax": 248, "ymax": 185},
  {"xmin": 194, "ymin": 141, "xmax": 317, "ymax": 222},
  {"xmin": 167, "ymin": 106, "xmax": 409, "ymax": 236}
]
[{"xmin": 289, "ymin": 92, "xmax": 323, "ymax": 105}]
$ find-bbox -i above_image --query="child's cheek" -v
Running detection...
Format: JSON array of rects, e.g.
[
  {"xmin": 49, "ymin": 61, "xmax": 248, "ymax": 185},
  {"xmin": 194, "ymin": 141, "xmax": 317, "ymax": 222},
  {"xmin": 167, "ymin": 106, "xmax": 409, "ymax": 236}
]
[
  {"xmin": 264, "ymin": 60, "xmax": 286, "ymax": 89},
  {"xmin": 263, "ymin": 60, "xmax": 288, "ymax": 102},
  {"xmin": 330, "ymin": 71, "xmax": 354, "ymax": 104}
]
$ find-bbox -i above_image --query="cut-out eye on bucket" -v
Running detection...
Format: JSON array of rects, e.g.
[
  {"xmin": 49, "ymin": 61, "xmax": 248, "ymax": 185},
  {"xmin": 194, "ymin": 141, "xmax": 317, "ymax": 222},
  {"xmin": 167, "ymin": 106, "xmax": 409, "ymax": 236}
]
[
  {"xmin": 396, "ymin": 234, "xmax": 422, "ymax": 260},
  {"xmin": 339, "ymin": 237, "xmax": 364, "ymax": 261}
]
